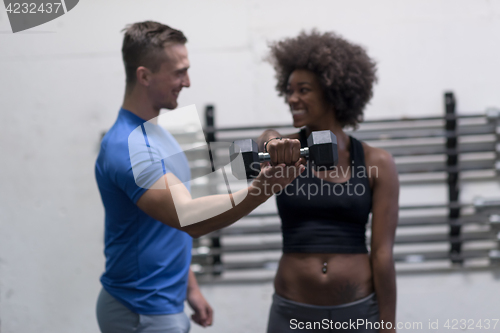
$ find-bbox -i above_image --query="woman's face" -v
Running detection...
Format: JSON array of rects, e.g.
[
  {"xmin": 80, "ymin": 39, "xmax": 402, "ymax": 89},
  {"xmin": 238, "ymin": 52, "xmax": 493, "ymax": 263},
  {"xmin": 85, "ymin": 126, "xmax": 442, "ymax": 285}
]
[{"xmin": 286, "ymin": 69, "xmax": 332, "ymax": 129}]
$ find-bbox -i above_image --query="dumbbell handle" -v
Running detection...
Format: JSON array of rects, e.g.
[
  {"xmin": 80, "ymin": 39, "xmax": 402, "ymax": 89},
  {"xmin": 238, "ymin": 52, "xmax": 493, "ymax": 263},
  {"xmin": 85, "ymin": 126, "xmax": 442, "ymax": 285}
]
[{"xmin": 258, "ymin": 147, "xmax": 309, "ymax": 162}]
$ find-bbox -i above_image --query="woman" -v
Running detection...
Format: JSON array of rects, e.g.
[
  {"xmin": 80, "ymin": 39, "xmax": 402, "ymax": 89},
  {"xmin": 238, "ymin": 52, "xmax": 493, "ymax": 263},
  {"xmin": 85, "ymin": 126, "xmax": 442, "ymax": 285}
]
[{"xmin": 258, "ymin": 31, "xmax": 399, "ymax": 332}]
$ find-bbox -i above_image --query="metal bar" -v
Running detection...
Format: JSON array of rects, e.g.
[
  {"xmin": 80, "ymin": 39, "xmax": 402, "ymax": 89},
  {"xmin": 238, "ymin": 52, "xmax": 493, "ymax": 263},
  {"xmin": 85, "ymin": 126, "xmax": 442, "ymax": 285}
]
[
  {"xmin": 206, "ymin": 137, "xmax": 496, "ymax": 157},
  {"xmin": 198, "ymin": 138, "xmax": 496, "ymax": 157},
  {"xmin": 204, "ymin": 104, "xmax": 222, "ymax": 276},
  {"xmin": 189, "ymin": 170, "xmax": 498, "ymax": 189},
  {"xmin": 207, "ymin": 114, "xmax": 485, "ymax": 133},
  {"xmin": 193, "ymin": 230, "xmax": 497, "ymax": 255},
  {"xmin": 193, "ymin": 249, "xmax": 492, "ymax": 275},
  {"xmin": 194, "ymin": 264, "xmax": 498, "ymax": 284},
  {"xmin": 241, "ymin": 202, "xmax": 460, "ymax": 214},
  {"xmin": 215, "ymin": 214, "xmax": 496, "ymax": 236},
  {"xmin": 395, "ymin": 159, "xmax": 495, "ymax": 174},
  {"xmin": 352, "ymin": 126, "xmax": 495, "ymax": 141},
  {"xmin": 445, "ymin": 92, "xmax": 462, "ymax": 264},
  {"xmin": 212, "ymin": 124, "xmax": 496, "ymax": 144},
  {"xmin": 212, "ymin": 249, "xmax": 492, "ymax": 271},
  {"xmin": 205, "ymin": 105, "xmax": 215, "ymax": 143},
  {"xmin": 377, "ymin": 141, "xmax": 495, "ymax": 157}
]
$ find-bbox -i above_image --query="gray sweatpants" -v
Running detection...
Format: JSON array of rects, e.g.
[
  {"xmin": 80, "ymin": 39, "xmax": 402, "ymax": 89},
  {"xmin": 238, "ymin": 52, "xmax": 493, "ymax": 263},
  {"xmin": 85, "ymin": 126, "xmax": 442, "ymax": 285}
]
[
  {"xmin": 96, "ymin": 288, "xmax": 191, "ymax": 333},
  {"xmin": 267, "ymin": 293, "xmax": 380, "ymax": 333}
]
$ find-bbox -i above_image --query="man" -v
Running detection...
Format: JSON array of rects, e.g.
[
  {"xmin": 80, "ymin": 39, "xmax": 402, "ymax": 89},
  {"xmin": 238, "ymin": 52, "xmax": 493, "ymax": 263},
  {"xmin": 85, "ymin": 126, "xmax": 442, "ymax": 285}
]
[{"xmin": 95, "ymin": 21, "xmax": 303, "ymax": 333}]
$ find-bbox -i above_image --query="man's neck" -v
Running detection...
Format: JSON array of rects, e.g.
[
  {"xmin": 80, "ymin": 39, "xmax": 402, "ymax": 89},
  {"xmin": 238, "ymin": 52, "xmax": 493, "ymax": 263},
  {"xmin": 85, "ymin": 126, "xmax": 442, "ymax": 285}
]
[{"xmin": 122, "ymin": 90, "xmax": 160, "ymax": 122}]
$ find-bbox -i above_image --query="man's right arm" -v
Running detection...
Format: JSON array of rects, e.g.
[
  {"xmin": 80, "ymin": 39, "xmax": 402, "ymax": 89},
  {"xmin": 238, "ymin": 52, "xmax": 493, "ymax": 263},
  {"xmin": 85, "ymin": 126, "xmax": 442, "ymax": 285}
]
[{"xmin": 136, "ymin": 162, "xmax": 304, "ymax": 238}]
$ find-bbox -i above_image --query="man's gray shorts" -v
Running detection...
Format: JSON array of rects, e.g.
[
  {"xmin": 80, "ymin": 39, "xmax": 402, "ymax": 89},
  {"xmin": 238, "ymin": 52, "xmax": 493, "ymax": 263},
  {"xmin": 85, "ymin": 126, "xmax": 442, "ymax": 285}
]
[
  {"xmin": 96, "ymin": 288, "xmax": 190, "ymax": 333},
  {"xmin": 267, "ymin": 293, "xmax": 380, "ymax": 333}
]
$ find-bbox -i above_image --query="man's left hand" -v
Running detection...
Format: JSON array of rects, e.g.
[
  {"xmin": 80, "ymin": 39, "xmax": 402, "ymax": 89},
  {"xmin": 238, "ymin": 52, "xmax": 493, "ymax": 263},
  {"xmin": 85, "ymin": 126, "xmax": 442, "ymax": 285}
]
[{"xmin": 187, "ymin": 289, "xmax": 213, "ymax": 327}]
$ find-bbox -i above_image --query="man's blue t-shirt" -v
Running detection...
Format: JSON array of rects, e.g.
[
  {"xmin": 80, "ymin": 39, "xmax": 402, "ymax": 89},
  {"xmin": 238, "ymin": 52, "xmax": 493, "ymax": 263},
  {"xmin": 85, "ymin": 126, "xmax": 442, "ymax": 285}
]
[{"xmin": 95, "ymin": 108, "xmax": 192, "ymax": 315}]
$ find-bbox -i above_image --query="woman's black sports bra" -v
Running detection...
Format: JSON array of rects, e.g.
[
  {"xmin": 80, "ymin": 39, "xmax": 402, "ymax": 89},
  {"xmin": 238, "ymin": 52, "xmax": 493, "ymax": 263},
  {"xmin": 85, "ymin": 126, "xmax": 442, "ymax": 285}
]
[{"xmin": 276, "ymin": 128, "xmax": 372, "ymax": 253}]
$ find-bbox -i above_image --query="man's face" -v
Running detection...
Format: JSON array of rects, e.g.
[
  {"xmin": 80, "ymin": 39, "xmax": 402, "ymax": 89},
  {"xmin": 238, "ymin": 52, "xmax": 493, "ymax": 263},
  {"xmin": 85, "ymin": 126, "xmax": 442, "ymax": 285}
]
[{"xmin": 149, "ymin": 43, "xmax": 190, "ymax": 110}]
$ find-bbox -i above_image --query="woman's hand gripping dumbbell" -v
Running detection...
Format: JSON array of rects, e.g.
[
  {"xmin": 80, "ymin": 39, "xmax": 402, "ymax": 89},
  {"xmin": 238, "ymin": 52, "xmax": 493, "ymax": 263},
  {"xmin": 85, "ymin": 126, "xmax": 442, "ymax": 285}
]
[{"xmin": 230, "ymin": 130, "xmax": 338, "ymax": 180}]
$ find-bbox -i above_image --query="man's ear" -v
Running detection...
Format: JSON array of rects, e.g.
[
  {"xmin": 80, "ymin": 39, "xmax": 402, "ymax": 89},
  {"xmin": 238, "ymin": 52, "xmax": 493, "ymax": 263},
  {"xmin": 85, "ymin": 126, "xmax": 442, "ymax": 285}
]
[{"xmin": 136, "ymin": 66, "xmax": 152, "ymax": 87}]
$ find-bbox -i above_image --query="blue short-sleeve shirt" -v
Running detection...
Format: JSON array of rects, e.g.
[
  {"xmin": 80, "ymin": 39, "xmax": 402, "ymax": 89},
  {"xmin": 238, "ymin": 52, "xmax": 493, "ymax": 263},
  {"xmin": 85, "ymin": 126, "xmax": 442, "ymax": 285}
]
[{"xmin": 95, "ymin": 108, "xmax": 192, "ymax": 315}]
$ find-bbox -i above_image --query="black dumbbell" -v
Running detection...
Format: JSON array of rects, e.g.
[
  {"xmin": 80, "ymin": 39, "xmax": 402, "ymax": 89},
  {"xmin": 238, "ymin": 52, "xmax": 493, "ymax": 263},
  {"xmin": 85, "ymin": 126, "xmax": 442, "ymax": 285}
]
[{"xmin": 229, "ymin": 130, "xmax": 338, "ymax": 180}]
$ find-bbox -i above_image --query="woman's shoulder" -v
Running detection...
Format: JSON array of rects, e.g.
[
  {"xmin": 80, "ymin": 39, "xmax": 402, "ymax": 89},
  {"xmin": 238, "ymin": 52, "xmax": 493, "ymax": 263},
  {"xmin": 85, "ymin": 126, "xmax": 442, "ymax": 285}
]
[
  {"xmin": 357, "ymin": 140, "xmax": 398, "ymax": 189},
  {"xmin": 359, "ymin": 140, "xmax": 396, "ymax": 170}
]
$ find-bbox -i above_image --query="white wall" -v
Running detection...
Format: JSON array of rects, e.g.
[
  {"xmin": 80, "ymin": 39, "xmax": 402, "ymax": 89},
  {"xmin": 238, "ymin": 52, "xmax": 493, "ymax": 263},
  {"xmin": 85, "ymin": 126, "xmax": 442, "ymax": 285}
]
[{"xmin": 1, "ymin": 1, "xmax": 500, "ymax": 332}]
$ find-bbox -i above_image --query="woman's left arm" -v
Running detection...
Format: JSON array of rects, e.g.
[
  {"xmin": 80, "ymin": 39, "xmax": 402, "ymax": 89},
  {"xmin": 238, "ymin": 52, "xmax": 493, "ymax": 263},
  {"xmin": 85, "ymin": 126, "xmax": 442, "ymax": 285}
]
[{"xmin": 369, "ymin": 148, "xmax": 399, "ymax": 332}]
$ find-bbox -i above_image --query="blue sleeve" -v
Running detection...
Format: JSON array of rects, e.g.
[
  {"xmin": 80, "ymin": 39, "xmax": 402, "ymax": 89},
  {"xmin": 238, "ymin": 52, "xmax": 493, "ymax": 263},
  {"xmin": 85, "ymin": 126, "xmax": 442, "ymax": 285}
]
[
  {"xmin": 108, "ymin": 146, "xmax": 160, "ymax": 205},
  {"xmin": 117, "ymin": 160, "xmax": 155, "ymax": 205},
  {"xmin": 120, "ymin": 122, "xmax": 175, "ymax": 203}
]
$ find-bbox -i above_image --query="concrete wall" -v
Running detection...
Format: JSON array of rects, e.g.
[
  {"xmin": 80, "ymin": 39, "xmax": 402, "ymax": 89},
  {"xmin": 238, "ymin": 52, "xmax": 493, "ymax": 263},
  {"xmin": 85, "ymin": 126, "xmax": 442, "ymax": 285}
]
[{"xmin": 1, "ymin": 0, "xmax": 500, "ymax": 332}]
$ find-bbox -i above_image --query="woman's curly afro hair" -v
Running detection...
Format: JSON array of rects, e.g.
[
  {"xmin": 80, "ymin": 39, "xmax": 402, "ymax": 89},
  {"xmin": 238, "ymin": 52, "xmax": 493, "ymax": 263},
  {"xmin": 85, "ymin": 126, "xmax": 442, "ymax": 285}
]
[{"xmin": 268, "ymin": 30, "xmax": 377, "ymax": 128}]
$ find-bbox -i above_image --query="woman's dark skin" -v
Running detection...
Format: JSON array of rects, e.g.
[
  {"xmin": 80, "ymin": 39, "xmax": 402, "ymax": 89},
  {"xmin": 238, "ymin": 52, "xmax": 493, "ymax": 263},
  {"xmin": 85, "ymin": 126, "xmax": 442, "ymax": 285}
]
[{"xmin": 259, "ymin": 69, "xmax": 399, "ymax": 332}]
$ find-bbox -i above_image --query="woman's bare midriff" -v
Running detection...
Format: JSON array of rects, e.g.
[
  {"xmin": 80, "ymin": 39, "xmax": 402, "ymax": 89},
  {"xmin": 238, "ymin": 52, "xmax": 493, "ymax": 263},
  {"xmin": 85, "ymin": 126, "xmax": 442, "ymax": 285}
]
[{"xmin": 274, "ymin": 253, "xmax": 373, "ymax": 306}]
